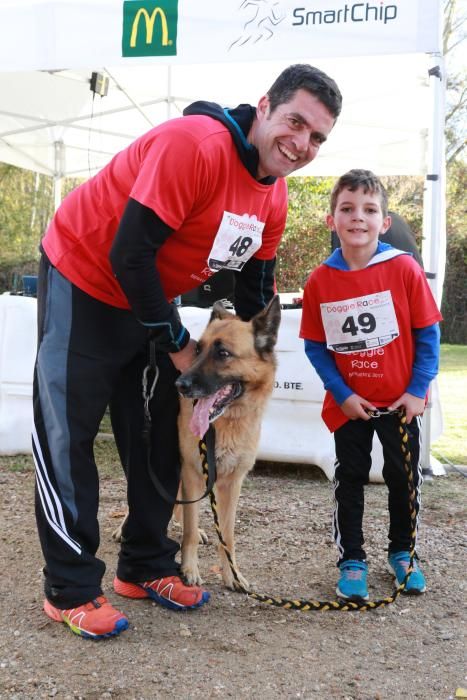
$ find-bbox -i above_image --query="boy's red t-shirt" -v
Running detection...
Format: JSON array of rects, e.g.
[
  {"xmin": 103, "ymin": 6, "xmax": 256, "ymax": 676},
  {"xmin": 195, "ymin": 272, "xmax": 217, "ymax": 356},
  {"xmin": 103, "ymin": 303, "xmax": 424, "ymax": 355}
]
[{"xmin": 300, "ymin": 255, "xmax": 442, "ymax": 432}]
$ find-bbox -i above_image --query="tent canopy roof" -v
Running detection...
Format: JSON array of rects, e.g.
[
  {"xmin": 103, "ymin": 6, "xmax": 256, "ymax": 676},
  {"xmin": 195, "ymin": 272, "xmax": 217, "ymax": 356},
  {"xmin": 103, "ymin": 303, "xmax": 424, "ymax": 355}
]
[{"xmin": 0, "ymin": 55, "xmax": 431, "ymax": 180}]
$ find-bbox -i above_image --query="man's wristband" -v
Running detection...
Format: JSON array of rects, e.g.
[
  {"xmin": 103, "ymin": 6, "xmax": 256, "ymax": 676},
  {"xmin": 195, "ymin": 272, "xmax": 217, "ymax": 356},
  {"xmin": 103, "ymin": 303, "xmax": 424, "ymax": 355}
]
[{"xmin": 146, "ymin": 323, "xmax": 190, "ymax": 353}]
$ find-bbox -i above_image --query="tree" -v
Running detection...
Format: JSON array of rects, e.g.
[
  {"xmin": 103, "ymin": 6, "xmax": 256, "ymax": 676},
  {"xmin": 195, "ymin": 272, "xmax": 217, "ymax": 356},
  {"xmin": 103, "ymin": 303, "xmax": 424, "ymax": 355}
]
[
  {"xmin": 0, "ymin": 165, "xmax": 53, "ymax": 266},
  {"xmin": 0, "ymin": 166, "xmax": 82, "ymax": 292},
  {"xmin": 444, "ymin": 0, "xmax": 467, "ymax": 164},
  {"xmin": 276, "ymin": 176, "xmax": 334, "ymax": 291}
]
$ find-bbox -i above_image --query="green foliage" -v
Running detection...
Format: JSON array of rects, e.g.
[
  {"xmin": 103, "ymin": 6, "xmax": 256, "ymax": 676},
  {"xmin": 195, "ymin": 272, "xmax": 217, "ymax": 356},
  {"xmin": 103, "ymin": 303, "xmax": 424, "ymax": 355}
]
[
  {"xmin": 0, "ymin": 165, "xmax": 82, "ymax": 292},
  {"xmin": 440, "ymin": 160, "xmax": 467, "ymax": 343},
  {"xmin": 0, "ymin": 165, "xmax": 53, "ymax": 266},
  {"xmin": 382, "ymin": 175, "xmax": 424, "ymax": 243},
  {"xmin": 276, "ymin": 176, "xmax": 334, "ymax": 291}
]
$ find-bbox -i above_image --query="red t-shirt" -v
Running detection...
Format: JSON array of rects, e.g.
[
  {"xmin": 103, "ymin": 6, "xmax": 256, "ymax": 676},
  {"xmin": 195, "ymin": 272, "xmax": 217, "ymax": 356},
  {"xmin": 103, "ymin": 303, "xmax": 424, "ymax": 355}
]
[
  {"xmin": 300, "ymin": 255, "xmax": 442, "ymax": 431},
  {"xmin": 42, "ymin": 115, "xmax": 288, "ymax": 306}
]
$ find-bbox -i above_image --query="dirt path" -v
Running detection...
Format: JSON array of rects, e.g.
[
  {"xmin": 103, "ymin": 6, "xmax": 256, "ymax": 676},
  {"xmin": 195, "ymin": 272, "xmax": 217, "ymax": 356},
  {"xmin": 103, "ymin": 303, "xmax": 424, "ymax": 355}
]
[{"xmin": 0, "ymin": 461, "xmax": 465, "ymax": 700}]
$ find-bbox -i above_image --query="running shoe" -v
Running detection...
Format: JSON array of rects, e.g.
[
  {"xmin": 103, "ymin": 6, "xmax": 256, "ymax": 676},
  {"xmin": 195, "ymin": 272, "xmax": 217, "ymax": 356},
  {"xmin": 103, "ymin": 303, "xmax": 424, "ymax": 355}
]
[
  {"xmin": 336, "ymin": 559, "xmax": 369, "ymax": 601},
  {"xmin": 388, "ymin": 551, "xmax": 426, "ymax": 594},
  {"xmin": 43, "ymin": 596, "xmax": 129, "ymax": 640},
  {"xmin": 113, "ymin": 575, "xmax": 210, "ymax": 611}
]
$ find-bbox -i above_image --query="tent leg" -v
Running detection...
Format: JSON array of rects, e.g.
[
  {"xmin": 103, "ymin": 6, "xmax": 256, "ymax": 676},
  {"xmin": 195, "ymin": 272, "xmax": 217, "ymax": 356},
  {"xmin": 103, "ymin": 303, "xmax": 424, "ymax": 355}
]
[
  {"xmin": 420, "ymin": 53, "xmax": 446, "ymax": 477},
  {"xmin": 53, "ymin": 175, "xmax": 62, "ymax": 211},
  {"xmin": 53, "ymin": 140, "xmax": 65, "ymax": 210},
  {"xmin": 421, "ymin": 389, "xmax": 433, "ymax": 479}
]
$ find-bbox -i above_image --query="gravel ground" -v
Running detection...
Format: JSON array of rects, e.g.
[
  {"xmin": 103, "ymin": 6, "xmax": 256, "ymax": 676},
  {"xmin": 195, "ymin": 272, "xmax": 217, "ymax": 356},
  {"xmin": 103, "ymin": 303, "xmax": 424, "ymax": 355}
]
[{"xmin": 0, "ymin": 459, "xmax": 465, "ymax": 700}]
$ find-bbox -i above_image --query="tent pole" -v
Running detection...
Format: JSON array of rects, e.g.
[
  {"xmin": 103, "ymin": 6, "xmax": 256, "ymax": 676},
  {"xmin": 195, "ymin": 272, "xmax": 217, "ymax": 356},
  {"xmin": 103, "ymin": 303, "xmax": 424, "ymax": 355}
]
[
  {"xmin": 53, "ymin": 140, "xmax": 65, "ymax": 210},
  {"xmin": 420, "ymin": 52, "xmax": 446, "ymax": 477},
  {"xmin": 103, "ymin": 68, "xmax": 154, "ymax": 127},
  {"xmin": 422, "ymin": 53, "xmax": 446, "ymax": 304}
]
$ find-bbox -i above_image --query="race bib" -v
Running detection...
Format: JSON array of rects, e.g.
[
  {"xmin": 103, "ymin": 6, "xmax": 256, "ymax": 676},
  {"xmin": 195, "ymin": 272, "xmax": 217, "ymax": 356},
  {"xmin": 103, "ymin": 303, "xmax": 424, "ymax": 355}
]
[
  {"xmin": 320, "ymin": 290, "xmax": 399, "ymax": 353},
  {"xmin": 208, "ymin": 212, "xmax": 264, "ymax": 272}
]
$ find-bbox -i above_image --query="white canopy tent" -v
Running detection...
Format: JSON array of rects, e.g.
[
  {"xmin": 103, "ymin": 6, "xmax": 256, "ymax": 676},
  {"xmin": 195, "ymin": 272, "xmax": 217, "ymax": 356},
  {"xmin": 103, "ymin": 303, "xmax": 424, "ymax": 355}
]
[
  {"xmin": 0, "ymin": 0, "xmax": 446, "ymax": 299},
  {"xmin": 0, "ymin": 0, "xmax": 447, "ymax": 472}
]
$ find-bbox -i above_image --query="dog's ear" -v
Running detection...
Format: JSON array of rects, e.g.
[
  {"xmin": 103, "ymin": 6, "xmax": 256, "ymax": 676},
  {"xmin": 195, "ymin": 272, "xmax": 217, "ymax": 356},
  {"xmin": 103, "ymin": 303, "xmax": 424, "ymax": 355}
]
[
  {"xmin": 209, "ymin": 301, "xmax": 234, "ymax": 323},
  {"xmin": 252, "ymin": 295, "xmax": 281, "ymax": 356}
]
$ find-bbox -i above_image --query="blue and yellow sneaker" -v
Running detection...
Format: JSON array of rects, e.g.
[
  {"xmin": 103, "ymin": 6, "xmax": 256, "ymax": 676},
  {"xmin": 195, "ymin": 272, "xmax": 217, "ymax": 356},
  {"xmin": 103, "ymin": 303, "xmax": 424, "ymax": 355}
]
[
  {"xmin": 388, "ymin": 551, "xmax": 426, "ymax": 594},
  {"xmin": 336, "ymin": 559, "xmax": 369, "ymax": 601}
]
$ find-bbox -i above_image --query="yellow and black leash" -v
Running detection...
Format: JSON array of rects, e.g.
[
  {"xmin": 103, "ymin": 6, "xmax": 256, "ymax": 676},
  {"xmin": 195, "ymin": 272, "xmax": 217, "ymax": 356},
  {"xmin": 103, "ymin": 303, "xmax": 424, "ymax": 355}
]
[{"xmin": 197, "ymin": 409, "xmax": 417, "ymax": 612}]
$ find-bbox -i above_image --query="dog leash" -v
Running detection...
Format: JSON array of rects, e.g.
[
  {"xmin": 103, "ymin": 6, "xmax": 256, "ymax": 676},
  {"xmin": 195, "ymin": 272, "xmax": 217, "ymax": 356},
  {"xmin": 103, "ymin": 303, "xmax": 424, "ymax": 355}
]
[
  {"xmin": 142, "ymin": 339, "xmax": 217, "ymax": 505},
  {"xmin": 199, "ymin": 408, "xmax": 418, "ymax": 611}
]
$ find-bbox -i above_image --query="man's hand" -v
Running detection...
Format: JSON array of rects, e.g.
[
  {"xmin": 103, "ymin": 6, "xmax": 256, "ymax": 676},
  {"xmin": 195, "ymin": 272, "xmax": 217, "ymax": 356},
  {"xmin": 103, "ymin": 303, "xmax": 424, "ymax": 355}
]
[
  {"xmin": 388, "ymin": 393, "xmax": 425, "ymax": 424},
  {"xmin": 169, "ymin": 338, "xmax": 197, "ymax": 373},
  {"xmin": 340, "ymin": 393, "xmax": 377, "ymax": 421}
]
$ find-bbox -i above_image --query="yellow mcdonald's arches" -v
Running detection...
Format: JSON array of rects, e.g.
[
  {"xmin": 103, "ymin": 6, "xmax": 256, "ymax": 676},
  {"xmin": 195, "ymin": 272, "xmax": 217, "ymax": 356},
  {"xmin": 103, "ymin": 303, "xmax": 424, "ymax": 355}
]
[{"xmin": 130, "ymin": 7, "xmax": 169, "ymax": 47}]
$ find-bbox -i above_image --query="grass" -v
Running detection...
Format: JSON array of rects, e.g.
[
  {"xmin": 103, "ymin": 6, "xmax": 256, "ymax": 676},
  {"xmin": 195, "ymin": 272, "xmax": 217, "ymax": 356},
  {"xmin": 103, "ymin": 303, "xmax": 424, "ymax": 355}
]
[
  {"xmin": 1, "ymin": 345, "xmax": 465, "ymax": 475},
  {"xmin": 431, "ymin": 344, "xmax": 467, "ymax": 466},
  {"xmin": 2, "ymin": 454, "xmax": 34, "ymax": 472}
]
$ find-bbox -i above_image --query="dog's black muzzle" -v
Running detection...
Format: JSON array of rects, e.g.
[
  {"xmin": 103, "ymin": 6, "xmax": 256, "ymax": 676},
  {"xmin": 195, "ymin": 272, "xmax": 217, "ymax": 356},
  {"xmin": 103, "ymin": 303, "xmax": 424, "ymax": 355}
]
[{"xmin": 175, "ymin": 372, "xmax": 207, "ymax": 398}]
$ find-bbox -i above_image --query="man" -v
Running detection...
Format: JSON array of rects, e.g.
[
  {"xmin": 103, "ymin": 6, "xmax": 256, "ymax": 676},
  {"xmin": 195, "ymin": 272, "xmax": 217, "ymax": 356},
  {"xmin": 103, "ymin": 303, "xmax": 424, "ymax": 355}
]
[{"xmin": 33, "ymin": 64, "xmax": 342, "ymax": 639}]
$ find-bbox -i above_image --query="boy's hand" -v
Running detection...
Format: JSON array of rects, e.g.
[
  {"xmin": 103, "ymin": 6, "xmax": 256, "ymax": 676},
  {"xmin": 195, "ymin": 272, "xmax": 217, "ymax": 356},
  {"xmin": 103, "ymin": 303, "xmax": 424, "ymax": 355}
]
[
  {"xmin": 340, "ymin": 394, "xmax": 377, "ymax": 421},
  {"xmin": 388, "ymin": 393, "xmax": 425, "ymax": 424}
]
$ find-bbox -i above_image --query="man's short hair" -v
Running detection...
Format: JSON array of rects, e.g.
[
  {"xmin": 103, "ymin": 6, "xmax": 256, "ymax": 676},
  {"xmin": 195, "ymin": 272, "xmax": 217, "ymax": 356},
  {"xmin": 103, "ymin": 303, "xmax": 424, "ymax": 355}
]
[
  {"xmin": 267, "ymin": 64, "xmax": 342, "ymax": 119},
  {"xmin": 330, "ymin": 169, "xmax": 389, "ymax": 216}
]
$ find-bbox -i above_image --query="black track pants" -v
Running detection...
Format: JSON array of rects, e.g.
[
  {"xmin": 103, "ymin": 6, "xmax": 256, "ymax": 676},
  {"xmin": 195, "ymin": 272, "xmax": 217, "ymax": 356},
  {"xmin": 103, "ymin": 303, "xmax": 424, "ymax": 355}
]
[
  {"xmin": 33, "ymin": 256, "xmax": 181, "ymax": 608},
  {"xmin": 332, "ymin": 413, "xmax": 422, "ymax": 565}
]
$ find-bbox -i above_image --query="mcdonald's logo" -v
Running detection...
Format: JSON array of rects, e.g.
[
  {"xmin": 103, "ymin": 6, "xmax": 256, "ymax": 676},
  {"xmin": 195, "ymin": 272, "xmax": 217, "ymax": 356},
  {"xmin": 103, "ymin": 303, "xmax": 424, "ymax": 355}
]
[
  {"xmin": 130, "ymin": 8, "xmax": 169, "ymax": 47},
  {"xmin": 122, "ymin": 0, "xmax": 178, "ymax": 57}
]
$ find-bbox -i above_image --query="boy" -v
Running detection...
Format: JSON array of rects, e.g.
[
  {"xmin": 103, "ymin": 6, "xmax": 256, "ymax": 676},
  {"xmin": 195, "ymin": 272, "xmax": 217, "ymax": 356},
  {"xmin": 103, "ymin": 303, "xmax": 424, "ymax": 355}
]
[{"xmin": 300, "ymin": 169, "xmax": 441, "ymax": 601}]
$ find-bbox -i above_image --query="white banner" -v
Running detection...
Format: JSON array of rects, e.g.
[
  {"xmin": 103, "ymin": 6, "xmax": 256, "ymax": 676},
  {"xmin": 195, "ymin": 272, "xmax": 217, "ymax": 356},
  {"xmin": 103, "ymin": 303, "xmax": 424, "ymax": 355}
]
[{"xmin": 0, "ymin": 0, "xmax": 442, "ymax": 72}]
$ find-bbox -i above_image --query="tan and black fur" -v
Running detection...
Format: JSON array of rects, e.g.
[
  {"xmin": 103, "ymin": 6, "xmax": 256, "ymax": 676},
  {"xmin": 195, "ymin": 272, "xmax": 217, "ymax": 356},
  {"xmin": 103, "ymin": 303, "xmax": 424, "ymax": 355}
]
[
  {"xmin": 174, "ymin": 295, "xmax": 280, "ymax": 590},
  {"xmin": 113, "ymin": 296, "xmax": 280, "ymax": 590}
]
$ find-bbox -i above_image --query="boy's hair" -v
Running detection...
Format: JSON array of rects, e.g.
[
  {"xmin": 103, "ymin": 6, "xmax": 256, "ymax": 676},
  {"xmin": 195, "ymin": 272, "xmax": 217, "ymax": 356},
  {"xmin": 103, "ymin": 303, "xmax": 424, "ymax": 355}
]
[
  {"xmin": 330, "ymin": 169, "xmax": 389, "ymax": 216},
  {"xmin": 267, "ymin": 64, "xmax": 342, "ymax": 120}
]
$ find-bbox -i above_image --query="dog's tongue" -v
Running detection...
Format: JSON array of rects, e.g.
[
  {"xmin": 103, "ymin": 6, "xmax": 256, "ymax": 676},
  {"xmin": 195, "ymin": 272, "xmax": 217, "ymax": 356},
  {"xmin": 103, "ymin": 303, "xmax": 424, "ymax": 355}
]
[{"xmin": 189, "ymin": 395, "xmax": 218, "ymax": 438}]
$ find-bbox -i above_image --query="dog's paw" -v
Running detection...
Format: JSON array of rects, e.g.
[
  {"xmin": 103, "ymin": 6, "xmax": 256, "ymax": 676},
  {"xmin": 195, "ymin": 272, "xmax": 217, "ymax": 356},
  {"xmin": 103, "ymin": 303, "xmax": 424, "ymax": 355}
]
[
  {"xmin": 112, "ymin": 513, "xmax": 128, "ymax": 543},
  {"xmin": 181, "ymin": 563, "xmax": 203, "ymax": 586},
  {"xmin": 198, "ymin": 528, "xmax": 209, "ymax": 545},
  {"xmin": 223, "ymin": 569, "xmax": 250, "ymax": 592},
  {"xmin": 111, "ymin": 524, "xmax": 123, "ymax": 542},
  {"xmin": 172, "ymin": 517, "xmax": 182, "ymax": 531}
]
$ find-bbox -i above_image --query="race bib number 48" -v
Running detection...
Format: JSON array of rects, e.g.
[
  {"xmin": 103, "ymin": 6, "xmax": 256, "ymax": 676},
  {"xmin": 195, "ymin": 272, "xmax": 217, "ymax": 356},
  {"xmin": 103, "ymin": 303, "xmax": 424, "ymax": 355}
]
[
  {"xmin": 320, "ymin": 290, "xmax": 399, "ymax": 353},
  {"xmin": 208, "ymin": 212, "xmax": 264, "ymax": 272}
]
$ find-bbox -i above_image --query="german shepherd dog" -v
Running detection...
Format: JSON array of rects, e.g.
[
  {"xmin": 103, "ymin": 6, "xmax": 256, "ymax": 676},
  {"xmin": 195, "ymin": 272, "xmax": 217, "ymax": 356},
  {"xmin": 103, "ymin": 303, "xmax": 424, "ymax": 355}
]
[
  {"xmin": 175, "ymin": 295, "xmax": 281, "ymax": 590},
  {"xmin": 113, "ymin": 296, "xmax": 280, "ymax": 590}
]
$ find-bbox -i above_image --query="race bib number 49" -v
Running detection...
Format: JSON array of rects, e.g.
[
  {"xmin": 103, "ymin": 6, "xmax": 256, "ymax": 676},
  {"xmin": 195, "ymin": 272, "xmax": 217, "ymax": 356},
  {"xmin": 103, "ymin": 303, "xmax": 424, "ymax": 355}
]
[
  {"xmin": 320, "ymin": 290, "xmax": 399, "ymax": 353},
  {"xmin": 208, "ymin": 212, "xmax": 264, "ymax": 272}
]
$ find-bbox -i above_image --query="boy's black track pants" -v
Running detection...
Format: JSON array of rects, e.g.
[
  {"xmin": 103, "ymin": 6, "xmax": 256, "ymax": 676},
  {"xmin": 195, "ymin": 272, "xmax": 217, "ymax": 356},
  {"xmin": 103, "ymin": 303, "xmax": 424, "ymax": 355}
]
[{"xmin": 332, "ymin": 413, "xmax": 422, "ymax": 564}]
